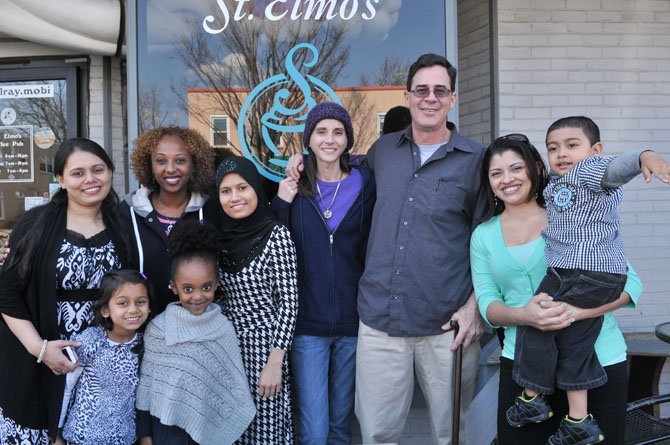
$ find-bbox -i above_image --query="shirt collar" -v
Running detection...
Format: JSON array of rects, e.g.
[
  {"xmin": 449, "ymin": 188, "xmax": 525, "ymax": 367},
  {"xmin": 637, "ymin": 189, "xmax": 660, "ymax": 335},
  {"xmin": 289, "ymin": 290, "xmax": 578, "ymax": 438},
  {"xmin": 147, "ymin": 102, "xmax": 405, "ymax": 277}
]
[{"xmin": 395, "ymin": 122, "xmax": 479, "ymax": 154}]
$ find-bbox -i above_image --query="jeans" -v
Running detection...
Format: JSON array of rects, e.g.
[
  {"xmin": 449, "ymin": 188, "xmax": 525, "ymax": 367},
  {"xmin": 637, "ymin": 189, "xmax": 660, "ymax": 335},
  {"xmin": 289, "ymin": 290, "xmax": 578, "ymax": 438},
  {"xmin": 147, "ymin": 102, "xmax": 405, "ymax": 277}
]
[
  {"xmin": 513, "ymin": 268, "xmax": 627, "ymax": 393},
  {"xmin": 291, "ymin": 335, "xmax": 357, "ymax": 445}
]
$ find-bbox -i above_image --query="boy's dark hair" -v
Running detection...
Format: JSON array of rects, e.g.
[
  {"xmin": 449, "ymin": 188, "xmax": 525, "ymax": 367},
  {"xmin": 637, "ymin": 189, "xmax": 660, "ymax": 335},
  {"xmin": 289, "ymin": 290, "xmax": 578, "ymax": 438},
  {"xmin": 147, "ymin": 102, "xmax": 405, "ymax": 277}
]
[
  {"xmin": 546, "ymin": 116, "xmax": 601, "ymax": 146},
  {"xmin": 94, "ymin": 269, "xmax": 154, "ymax": 332},
  {"xmin": 481, "ymin": 134, "xmax": 549, "ymax": 221},
  {"xmin": 382, "ymin": 106, "xmax": 411, "ymax": 135},
  {"xmin": 168, "ymin": 220, "xmax": 223, "ymax": 280},
  {"xmin": 406, "ymin": 53, "xmax": 457, "ymax": 92}
]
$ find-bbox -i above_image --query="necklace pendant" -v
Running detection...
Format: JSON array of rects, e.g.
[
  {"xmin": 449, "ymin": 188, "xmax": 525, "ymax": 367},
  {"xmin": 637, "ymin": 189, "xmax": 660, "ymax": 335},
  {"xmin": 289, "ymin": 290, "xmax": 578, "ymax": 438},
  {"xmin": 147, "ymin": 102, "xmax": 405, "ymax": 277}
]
[{"xmin": 323, "ymin": 209, "xmax": 333, "ymax": 219}]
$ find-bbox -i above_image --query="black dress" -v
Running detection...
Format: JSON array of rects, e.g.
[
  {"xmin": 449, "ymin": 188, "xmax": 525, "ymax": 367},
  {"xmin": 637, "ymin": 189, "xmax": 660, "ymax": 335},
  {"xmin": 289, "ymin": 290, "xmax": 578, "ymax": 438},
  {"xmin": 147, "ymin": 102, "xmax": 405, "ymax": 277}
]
[{"xmin": 0, "ymin": 229, "xmax": 121, "ymax": 444}]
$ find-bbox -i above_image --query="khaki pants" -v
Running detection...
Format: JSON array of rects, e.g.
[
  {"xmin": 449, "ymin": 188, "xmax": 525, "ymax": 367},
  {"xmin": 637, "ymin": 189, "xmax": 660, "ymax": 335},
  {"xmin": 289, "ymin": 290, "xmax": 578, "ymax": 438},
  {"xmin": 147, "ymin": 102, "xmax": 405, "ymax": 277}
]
[{"xmin": 354, "ymin": 322, "xmax": 480, "ymax": 445}]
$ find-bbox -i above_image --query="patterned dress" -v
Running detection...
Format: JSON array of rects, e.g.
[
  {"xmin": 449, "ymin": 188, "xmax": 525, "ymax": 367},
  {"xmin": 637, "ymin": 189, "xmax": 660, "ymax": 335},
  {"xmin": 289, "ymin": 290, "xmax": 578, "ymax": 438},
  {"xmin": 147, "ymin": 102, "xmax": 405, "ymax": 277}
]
[
  {"xmin": 0, "ymin": 230, "xmax": 121, "ymax": 445},
  {"xmin": 62, "ymin": 326, "xmax": 141, "ymax": 445},
  {"xmin": 219, "ymin": 225, "xmax": 298, "ymax": 444}
]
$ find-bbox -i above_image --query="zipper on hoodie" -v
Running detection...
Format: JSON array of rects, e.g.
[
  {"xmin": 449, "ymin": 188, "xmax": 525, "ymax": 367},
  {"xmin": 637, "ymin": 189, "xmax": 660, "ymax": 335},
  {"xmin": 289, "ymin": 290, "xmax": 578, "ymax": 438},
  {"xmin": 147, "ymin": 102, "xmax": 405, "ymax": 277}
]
[{"xmin": 306, "ymin": 193, "xmax": 361, "ymax": 335}]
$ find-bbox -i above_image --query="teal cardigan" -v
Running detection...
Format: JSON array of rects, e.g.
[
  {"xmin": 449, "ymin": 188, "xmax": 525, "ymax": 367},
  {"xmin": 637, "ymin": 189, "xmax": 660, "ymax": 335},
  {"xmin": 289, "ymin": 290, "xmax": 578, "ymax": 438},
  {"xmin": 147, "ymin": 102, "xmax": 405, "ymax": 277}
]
[{"xmin": 470, "ymin": 215, "xmax": 644, "ymax": 366}]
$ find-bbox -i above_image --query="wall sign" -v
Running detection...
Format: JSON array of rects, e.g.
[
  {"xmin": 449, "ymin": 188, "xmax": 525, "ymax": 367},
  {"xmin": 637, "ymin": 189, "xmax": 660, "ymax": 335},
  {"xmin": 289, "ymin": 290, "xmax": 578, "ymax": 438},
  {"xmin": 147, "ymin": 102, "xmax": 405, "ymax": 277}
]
[{"xmin": 0, "ymin": 125, "xmax": 34, "ymax": 182}]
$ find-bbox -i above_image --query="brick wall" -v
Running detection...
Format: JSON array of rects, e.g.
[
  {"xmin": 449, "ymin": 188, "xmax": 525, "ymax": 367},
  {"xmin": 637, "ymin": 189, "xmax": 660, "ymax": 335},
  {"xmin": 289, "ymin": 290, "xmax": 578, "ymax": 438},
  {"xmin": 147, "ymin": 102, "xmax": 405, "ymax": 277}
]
[
  {"xmin": 458, "ymin": 0, "xmax": 493, "ymax": 144},
  {"xmin": 496, "ymin": 0, "xmax": 670, "ymax": 333}
]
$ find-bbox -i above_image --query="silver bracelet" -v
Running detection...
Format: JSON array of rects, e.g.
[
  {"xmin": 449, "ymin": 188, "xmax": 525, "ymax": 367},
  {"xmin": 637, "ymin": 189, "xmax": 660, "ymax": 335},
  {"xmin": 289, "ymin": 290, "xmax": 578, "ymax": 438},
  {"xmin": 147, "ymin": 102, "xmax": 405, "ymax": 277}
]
[{"xmin": 36, "ymin": 339, "xmax": 48, "ymax": 363}]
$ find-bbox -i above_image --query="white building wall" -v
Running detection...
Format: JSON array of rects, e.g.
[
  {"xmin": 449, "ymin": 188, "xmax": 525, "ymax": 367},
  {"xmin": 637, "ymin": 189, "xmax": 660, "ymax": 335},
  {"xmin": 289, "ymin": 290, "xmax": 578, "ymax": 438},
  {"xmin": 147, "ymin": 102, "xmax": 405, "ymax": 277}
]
[
  {"xmin": 497, "ymin": 0, "xmax": 670, "ymax": 333},
  {"xmin": 89, "ymin": 55, "xmax": 127, "ymax": 195},
  {"xmin": 458, "ymin": 0, "xmax": 492, "ymax": 144}
]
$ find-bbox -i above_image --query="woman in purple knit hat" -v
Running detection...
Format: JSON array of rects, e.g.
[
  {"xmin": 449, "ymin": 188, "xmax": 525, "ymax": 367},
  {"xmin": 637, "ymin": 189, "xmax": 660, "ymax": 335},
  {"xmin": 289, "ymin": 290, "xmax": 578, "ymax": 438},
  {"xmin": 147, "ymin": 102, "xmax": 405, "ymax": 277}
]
[{"xmin": 272, "ymin": 102, "xmax": 375, "ymax": 444}]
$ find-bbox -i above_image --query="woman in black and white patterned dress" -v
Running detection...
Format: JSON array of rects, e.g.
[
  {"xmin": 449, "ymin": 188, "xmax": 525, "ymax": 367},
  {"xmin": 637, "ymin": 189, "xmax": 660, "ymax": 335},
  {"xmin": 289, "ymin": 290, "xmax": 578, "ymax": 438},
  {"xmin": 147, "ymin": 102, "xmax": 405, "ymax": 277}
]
[
  {"xmin": 215, "ymin": 156, "xmax": 298, "ymax": 444},
  {"xmin": 0, "ymin": 138, "xmax": 131, "ymax": 444}
]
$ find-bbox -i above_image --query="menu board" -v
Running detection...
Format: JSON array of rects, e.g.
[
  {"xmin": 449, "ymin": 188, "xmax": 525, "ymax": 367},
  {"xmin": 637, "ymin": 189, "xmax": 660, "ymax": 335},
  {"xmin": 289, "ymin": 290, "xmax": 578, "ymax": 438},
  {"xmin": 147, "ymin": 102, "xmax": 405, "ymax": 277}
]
[{"xmin": 0, "ymin": 125, "xmax": 33, "ymax": 182}]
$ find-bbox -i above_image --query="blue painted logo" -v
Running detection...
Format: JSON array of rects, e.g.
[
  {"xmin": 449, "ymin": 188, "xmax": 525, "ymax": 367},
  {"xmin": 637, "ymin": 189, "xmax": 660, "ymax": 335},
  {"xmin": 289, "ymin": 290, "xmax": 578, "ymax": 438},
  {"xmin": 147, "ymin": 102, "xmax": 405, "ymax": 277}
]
[
  {"xmin": 238, "ymin": 43, "xmax": 341, "ymax": 182},
  {"xmin": 551, "ymin": 184, "xmax": 576, "ymax": 211}
]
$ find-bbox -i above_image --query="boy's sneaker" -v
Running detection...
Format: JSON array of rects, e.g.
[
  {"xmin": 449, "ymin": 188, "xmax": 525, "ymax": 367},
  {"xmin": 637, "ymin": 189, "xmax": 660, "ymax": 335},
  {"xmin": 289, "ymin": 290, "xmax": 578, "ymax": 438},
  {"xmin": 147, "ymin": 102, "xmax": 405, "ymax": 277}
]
[
  {"xmin": 506, "ymin": 392, "xmax": 554, "ymax": 427},
  {"xmin": 547, "ymin": 414, "xmax": 604, "ymax": 445}
]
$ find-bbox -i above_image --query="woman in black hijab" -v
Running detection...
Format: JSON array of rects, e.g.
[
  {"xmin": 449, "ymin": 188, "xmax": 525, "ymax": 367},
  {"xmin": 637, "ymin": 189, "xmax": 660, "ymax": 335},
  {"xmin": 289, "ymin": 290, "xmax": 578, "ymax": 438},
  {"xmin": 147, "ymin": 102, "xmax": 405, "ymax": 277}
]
[{"xmin": 215, "ymin": 156, "xmax": 298, "ymax": 444}]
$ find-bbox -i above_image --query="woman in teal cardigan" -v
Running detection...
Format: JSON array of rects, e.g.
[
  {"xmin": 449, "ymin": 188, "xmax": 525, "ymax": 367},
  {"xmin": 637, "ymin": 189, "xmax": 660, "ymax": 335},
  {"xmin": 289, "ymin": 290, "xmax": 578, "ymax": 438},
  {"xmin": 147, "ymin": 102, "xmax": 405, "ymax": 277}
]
[{"xmin": 470, "ymin": 134, "xmax": 643, "ymax": 444}]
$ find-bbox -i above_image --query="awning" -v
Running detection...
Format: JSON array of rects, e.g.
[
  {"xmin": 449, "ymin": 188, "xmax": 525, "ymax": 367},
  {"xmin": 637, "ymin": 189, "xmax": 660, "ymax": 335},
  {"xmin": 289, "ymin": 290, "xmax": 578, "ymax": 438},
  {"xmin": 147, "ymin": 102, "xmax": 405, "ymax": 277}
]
[{"xmin": 0, "ymin": 0, "xmax": 123, "ymax": 56}]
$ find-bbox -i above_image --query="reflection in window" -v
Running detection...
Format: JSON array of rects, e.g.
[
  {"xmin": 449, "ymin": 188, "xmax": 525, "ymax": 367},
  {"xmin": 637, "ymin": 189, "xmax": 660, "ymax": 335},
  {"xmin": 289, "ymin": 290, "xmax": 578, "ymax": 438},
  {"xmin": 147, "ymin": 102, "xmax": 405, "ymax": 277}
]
[
  {"xmin": 0, "ymin": 190, "xmax": 3, "ymax": 220},
  {"xmin": 39, "ymin": 155, "xmax": 54, "ymax": 174},
  {"xmin": 377, "ymin": 113, "xmax": 385, "ymax": 138},
  {"xmin": 211, "ymin": 116, "xmax": 229, "ymax": 147}
]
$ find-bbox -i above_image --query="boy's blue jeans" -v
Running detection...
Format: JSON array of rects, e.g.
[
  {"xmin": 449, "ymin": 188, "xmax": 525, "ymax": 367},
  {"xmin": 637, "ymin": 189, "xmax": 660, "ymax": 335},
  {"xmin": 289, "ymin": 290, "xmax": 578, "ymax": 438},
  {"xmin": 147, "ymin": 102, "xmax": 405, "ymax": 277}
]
[
  {"xmin": 513, "ymin": 267, "xmax": 627, "ymax": 394},
  {"xmin": 290, "ymin": 335, "xmax": 356, "ymax": 445}
]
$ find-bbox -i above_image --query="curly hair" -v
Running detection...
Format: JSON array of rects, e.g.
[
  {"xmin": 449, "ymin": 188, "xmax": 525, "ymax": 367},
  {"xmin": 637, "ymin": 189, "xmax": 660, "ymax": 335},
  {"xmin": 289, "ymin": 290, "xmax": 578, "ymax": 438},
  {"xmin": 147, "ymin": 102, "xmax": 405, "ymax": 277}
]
[
  {"xmin": 168, "ymin": 220, "xmax": 223, "ymax": 280},
  {"xmin": 131, "ymin": 126, "xmax": 216, "ymax": 193}
]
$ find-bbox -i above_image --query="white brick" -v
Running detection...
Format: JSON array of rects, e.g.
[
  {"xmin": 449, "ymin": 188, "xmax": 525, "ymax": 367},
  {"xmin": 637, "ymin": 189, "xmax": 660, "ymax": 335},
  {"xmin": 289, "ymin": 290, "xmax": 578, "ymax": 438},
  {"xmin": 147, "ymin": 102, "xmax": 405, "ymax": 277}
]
[
  {"xmin": 531, "ymin": 47, "xmax": 567, "ymax": 58},
  {"xmin": 620, "ymin": 34, "xmax": 655, "ymax": 46},
  {"xmin": 551, "ymin": 11, "xmax": 589, "ymax": 22},
  {"xmin": 547, "ymin": 34, "xmax": 584, "ymax": 46},
  {"xmin": 566, "ymin": 0, "xmax": 602, "ymax": 10},
  {"xmin": 530, "ymin": 0, "xmax": 566, "ymax": 10},
  {"xmin": 531, "ymin": 23, "xmax": 568, "ymax": 33},
  {"xmin": 568, "ymin": 71, "xmax": 603, "ymax": 82},
  {"xmin": 604, "ymin": 71, "xmax": 639, "ymax": 82},
  {"xmin": 586, "ymin": 11, "xmax": 623, "ymax": 21},
  {"xmin": 567, "ymin": 22, "xmax": 603, "ymax": 33},
  {"xmin": 567, "ymin": 47, "xmax": 602, "ymax": 58},
  {"xmin": 514, "ymin": 10, "xmax": 552, "ymax": 21},
  {"xmin": 621, "ymin": 10, "xmax": 658, "ymax": 22},
  {"xmin": 533, "ymin": 95, "xmax": 569, "ymax": 106},
  {"xmin": 636, "ymin": 0, "xmax": 670, "ymax": 11},
  {"xmin": 568, "ymin": 95, "xmax": 603, "ymax": 106}
]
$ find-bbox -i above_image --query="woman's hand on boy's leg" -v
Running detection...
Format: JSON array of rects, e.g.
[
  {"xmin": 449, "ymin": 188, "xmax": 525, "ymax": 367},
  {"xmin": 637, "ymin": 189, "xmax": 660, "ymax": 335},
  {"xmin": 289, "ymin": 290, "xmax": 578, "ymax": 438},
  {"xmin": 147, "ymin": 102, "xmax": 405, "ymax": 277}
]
[{"xmin": 640, "ymin": 150, "xmax": 670, "ymax": 184}]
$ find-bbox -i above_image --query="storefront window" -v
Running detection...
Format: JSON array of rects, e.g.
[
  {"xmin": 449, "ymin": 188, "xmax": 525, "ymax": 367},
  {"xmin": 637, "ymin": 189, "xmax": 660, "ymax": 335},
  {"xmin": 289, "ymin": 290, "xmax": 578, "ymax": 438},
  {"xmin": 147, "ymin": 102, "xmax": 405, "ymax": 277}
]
[
  {"xmin": 137, "ymin": 0, "xmax": 447, "ymax": 180},
  {"xmin": 0, "ymin": 78, "xmax": 67, "ymax": 227}
]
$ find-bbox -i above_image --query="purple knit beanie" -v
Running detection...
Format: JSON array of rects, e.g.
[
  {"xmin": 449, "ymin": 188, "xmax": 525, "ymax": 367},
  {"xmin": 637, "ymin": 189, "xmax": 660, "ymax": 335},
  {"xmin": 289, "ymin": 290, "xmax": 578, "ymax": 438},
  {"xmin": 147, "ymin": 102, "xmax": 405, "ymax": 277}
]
[{"xmin": 302, "ymin": 102, "xmax": 354, "ymax": 152}]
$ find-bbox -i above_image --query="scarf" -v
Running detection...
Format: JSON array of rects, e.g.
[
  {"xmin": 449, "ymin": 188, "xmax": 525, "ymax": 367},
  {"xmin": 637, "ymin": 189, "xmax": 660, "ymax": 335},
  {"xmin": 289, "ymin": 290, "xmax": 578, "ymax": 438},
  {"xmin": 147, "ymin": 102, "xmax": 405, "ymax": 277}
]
[
  {"xmin": 215, "ymin": 156, "xmax": 279, "ymax": 273},
  {"xmin": 136, "ymin": 303, "xmax": 255, "ymax": 445}
]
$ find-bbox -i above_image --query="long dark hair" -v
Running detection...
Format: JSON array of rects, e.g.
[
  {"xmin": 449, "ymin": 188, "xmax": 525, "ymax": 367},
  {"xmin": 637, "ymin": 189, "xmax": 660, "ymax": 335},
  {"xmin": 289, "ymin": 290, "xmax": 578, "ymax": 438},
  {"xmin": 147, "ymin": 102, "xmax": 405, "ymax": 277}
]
[
  {"xmin": 299, "ymin": 151, "xmax": 351, "ymax": 197},
  {"xmin": 481, "ymin": 134, "xmax": 549, "ymax": 221},
  {"xmin": 7, "ymin": 138, "xmax": 122, "ymax": 283}
]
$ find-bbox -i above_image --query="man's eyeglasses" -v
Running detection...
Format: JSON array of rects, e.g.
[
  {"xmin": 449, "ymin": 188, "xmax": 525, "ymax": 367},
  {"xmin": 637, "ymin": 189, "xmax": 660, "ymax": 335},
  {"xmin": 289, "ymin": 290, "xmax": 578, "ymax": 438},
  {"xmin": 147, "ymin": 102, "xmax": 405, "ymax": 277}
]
[
  {"xmin": 409, "ymin": 86, "xmax": 453, "ymax": 98},
  {"xmin": 499, "ymin": 133, "xmax": 530, "ymax": 144}
]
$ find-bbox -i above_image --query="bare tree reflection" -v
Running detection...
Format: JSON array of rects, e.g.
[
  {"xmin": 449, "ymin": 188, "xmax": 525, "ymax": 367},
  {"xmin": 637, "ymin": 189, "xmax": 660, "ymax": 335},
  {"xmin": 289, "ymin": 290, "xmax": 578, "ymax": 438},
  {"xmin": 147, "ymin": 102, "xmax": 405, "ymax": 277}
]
[
  {"xmin": 139, "ymin": 85, "xmax": 174, "ymax": 134},
  {"xmin": 172, "ymin": 6, "xmax": 351, "ymax": 163}
]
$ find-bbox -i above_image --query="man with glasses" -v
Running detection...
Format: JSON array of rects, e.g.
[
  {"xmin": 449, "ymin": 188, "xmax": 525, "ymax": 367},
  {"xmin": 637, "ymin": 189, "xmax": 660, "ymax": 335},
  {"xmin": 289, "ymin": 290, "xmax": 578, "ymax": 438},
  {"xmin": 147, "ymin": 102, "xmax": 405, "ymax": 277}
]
[
  {"xmin": 354, "ymin": 53, "xmax": 486, "ymax": 444},
  {"xmin": 287, "ymin": 53, "xmax": 486, "ymax": 443}
]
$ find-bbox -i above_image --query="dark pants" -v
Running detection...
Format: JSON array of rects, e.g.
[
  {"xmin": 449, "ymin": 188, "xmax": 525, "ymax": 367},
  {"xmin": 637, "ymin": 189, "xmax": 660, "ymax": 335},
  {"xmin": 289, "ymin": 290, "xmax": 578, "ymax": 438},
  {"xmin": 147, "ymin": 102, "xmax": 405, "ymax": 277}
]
[
  {"xmin": 499, "ymin": 357, "xmax": 628, "ymax": 444},
  {"xmin": 513, "ymin": 268, "xmax": 627, "ymax": 393}
]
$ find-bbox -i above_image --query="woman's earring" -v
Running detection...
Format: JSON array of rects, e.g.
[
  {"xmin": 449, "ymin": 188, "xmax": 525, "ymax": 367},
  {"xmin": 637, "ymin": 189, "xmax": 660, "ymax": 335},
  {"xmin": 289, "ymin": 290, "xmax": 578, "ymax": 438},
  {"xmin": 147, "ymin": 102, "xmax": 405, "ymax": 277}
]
[{"xmin": 494, "ymin": 194, "xmax": 499, "ymax": 208}]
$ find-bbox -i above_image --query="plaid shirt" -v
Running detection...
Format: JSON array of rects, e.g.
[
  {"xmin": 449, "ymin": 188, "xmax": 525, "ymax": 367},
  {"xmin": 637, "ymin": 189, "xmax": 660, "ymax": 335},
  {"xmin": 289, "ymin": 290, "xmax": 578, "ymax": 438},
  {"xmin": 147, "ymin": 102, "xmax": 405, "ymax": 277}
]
[{"xmin": 543, "ymin": 153, "xmax": 640, "ymax": 275}]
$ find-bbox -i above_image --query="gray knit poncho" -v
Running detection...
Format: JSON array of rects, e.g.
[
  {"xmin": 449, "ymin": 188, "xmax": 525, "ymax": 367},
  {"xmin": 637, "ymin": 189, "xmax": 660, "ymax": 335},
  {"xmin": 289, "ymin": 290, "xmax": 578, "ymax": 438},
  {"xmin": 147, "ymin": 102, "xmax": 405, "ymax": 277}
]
[{"xmin": 136, "ymin": 302, "xmax": 255, "ymax": 445}]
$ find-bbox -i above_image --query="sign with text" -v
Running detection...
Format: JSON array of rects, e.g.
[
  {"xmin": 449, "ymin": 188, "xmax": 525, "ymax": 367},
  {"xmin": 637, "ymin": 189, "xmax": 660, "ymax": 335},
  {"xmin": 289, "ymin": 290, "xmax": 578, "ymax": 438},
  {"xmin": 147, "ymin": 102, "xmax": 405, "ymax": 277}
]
[
  {"xmin": 0, "ymin": 125, "xmax": 34, "ymax": 183},
  {"xmin": 0, "ymin": 84, "xmax": 55, "ymax": 99}
]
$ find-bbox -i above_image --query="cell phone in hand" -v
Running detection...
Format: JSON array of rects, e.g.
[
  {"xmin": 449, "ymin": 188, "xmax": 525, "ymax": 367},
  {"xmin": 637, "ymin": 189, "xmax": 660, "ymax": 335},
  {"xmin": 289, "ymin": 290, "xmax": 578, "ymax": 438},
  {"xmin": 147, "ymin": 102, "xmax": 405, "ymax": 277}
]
[{"xmin": 63, "ymin": 346, "xmax": 78, "ymax": 364}]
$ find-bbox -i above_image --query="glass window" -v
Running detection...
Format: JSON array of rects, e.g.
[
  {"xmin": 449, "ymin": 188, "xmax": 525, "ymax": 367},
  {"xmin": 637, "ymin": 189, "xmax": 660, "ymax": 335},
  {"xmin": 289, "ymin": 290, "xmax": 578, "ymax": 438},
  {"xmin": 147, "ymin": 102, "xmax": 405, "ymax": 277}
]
[
  {"xmin": 378, "ymin": 113, "xmax": 385, "ymax": 138},
  {"xmin": 0, "ymin": 78, "xmax": 68, "ymax": 228},
  {"xmin": 0, "ymin": 189, "xmax": 4, "ymax": 221},
  {"xmin": 211, "ymin": 116, "xmax": 229, "ymax": 147},
  {"xmin": 137, "ymin": 0, "xmax": 446, "ymax": 181}
]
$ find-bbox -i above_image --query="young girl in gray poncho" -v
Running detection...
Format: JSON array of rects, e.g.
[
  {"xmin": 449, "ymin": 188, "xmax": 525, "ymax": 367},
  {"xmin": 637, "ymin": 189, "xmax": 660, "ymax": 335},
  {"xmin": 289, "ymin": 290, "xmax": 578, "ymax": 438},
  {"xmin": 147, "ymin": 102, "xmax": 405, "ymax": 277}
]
[{"xmin": 136, "ymin": 220, "xmax": 255, "ymax": 445}]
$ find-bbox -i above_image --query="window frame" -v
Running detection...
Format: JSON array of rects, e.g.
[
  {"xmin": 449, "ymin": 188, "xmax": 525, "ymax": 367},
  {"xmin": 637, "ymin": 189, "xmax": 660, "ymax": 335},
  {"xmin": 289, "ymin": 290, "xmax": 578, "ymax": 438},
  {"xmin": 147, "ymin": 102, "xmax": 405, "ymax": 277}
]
[{"xmin": 210, "ymin": 115, "xmax": 229, "ymax": 148}]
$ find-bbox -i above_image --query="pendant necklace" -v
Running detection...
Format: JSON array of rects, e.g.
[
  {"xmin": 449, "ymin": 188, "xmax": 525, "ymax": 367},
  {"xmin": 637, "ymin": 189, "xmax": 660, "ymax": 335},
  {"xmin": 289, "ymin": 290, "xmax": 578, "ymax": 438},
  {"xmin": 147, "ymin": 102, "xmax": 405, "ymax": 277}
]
[{"xmin": 316, "ymin": 172, "xmax": 342, "ymax": 219}]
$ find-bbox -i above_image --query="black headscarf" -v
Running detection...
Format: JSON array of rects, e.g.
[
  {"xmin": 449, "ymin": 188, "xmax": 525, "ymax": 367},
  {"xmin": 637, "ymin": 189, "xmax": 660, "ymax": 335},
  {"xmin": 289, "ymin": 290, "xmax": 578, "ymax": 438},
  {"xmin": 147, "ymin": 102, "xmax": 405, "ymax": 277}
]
[{"xmin": 215, "ymin": 156, "xmax": 280, "ymax": 273}]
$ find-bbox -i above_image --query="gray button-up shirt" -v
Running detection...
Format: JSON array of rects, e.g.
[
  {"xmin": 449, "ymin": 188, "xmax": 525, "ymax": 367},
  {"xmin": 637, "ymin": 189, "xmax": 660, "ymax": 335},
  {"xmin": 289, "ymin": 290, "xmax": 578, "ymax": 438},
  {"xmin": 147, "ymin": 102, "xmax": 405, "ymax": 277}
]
[{"xmin": 358, "ymin": 124, "xmax": 486, "ymax": 337}]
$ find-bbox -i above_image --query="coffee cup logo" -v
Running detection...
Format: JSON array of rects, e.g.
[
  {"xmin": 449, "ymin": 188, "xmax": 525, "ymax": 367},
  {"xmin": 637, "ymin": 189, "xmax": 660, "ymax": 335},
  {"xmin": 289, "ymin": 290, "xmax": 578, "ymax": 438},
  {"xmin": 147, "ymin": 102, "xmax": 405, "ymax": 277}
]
[{"xmin": 238, "ymin": 42, "xmax": 341, "ymax": 182}]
